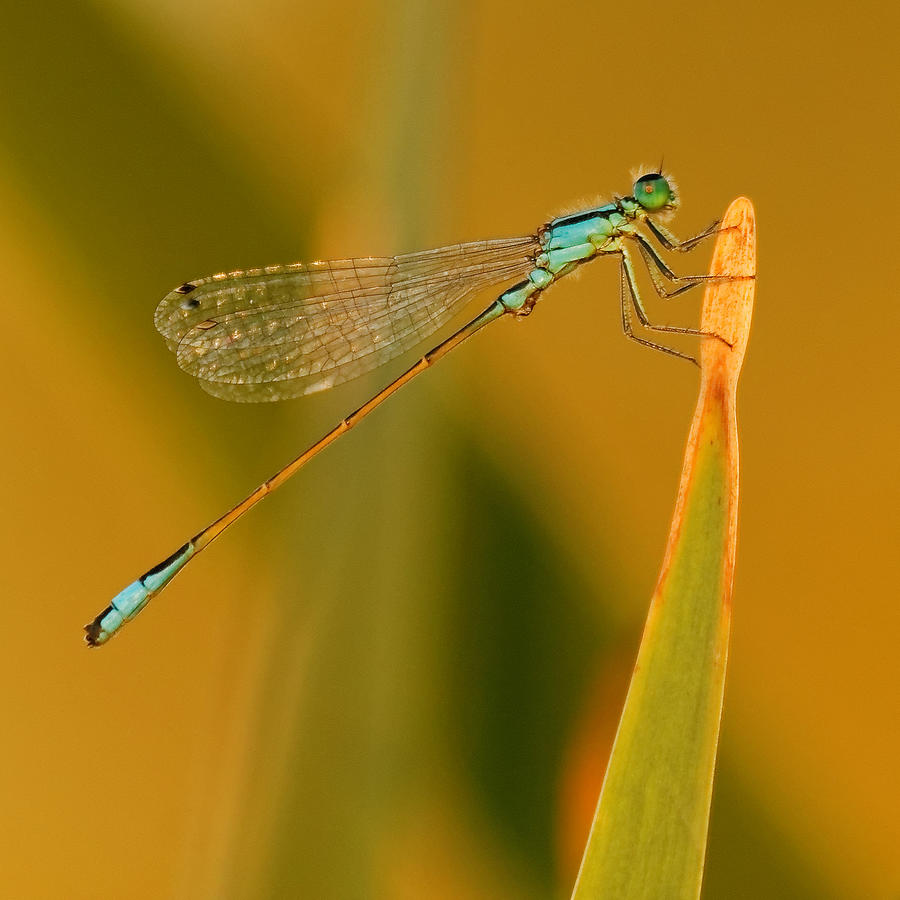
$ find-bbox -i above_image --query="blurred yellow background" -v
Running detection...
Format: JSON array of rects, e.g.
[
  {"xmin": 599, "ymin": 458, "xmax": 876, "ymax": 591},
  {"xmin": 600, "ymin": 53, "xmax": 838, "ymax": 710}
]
[{"xmin": 1, "ymin": 1, "xmax": 897, "ymax": 897}]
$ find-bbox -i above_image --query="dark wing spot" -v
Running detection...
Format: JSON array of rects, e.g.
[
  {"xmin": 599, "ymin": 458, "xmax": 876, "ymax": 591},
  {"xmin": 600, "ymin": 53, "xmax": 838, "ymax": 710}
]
[
  {"xmin": 180, "ymin": 297, "xmax": 201, "ymax": 310},
  {"xmin": 175, "ymin": 283, "xmax": 197, "ymax": 294}
]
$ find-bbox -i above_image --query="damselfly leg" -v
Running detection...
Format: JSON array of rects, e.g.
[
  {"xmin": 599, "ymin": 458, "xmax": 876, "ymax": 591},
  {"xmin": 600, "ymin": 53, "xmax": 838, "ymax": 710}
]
[{"xmin": 644, "ymin": 217, "xmax": 722, "ymax": 252}]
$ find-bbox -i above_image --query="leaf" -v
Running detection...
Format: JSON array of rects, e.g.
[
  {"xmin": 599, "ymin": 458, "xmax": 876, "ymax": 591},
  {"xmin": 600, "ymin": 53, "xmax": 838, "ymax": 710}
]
[{"xmin": 571, "ymin": 198, "xmax": 757, "ymax": 900}]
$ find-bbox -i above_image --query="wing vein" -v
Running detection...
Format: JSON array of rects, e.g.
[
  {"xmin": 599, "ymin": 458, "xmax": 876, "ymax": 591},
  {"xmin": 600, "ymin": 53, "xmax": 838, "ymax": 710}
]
[{"xmin": 155, "ymin": 236, "xmax": 538, "ymax": 402}]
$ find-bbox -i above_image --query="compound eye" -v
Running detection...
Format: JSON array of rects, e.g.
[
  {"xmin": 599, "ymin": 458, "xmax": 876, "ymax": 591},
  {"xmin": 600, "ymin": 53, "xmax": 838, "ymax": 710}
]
[{"xmin": 633, "ymin": 174, "xmax": 671, "ymax": 211}]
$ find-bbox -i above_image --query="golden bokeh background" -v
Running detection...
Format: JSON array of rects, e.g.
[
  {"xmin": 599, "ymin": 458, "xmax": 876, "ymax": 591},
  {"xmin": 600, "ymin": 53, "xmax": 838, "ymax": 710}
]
[{"xmin": 1, "ymin": 1, "xmax": 896, "ymax": 897}]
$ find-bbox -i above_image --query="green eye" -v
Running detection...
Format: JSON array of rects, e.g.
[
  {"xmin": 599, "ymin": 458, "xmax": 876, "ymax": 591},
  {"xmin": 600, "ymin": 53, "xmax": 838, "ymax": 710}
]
[{"xmin": 634, "ymin": 174, "xmax": 671, "ymax": 210}]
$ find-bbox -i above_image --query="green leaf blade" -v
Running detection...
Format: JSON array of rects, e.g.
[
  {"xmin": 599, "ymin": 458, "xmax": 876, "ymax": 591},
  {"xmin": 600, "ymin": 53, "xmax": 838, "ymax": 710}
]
[{"xmin": 572, "ymin": 198, "xmax": 756, "ymax": 900}]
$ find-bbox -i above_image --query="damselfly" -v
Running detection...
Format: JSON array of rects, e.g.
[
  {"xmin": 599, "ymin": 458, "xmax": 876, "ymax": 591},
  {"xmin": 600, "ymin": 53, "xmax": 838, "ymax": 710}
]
[{"xmin": 85, "ymin": 170, "xmax": 733, "ymax": 645}]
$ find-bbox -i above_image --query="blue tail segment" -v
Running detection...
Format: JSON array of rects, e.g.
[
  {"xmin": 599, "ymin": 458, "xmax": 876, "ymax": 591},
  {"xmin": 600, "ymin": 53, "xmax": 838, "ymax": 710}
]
[{"xmin": 84, "ymin": 542, "xmax": 195, "ymax": 646}]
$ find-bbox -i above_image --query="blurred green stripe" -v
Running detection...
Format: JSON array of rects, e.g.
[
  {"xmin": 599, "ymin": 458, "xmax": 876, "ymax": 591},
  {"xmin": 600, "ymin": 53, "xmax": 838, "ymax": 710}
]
[
  {"xmin": 0, "ymin": 2, "xmax": 309, "ymax": 323},
  {"xmin": 0, "ymin": 2, "xmax": 317, "ymax": 468},
  {"xmin": 441, "ymin": 432, "xmax": 617, "ymax": 892}
]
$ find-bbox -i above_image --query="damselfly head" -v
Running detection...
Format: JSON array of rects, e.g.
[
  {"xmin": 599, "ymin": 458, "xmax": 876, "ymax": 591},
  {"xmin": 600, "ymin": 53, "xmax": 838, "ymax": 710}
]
[{"xmin": 633, "ymin": 172, "xmax": 678, "ymax": 212}]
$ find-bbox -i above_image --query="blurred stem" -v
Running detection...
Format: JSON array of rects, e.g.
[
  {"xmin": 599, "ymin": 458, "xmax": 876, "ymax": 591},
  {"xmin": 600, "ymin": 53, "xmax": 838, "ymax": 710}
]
[
  {"xmin": 365, "ymin": 1, "xmax": 456, "ymax": 245},
  {"xmin": 234, "ymin": 3, "xmax": 462, "ymax": 898},
  {"xmin": 571, "ymin": 198, "xmax": 756, "ymax": 899}
]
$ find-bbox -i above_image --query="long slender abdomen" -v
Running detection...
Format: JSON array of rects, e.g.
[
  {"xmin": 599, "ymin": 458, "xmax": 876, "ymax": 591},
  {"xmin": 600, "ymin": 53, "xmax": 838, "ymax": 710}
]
[{"xmin": 84, "ymin": 542, "xmax": 195, "ymax": 646}]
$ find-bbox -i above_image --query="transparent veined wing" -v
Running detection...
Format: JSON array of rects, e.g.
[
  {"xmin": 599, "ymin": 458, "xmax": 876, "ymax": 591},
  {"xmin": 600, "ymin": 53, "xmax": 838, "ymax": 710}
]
[{"xmin": 154, "ymin": 237, "xmax": 540, "ymax": 402}]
